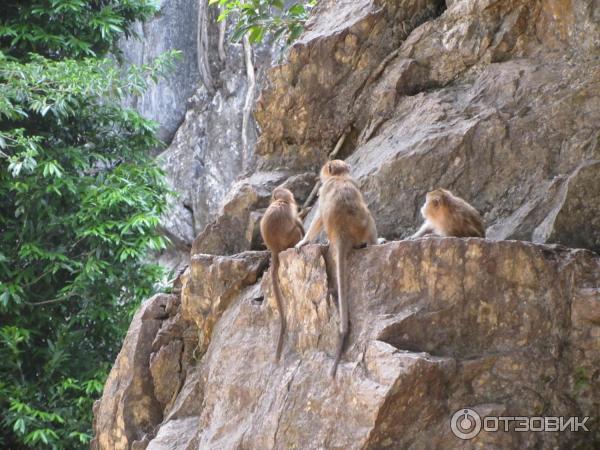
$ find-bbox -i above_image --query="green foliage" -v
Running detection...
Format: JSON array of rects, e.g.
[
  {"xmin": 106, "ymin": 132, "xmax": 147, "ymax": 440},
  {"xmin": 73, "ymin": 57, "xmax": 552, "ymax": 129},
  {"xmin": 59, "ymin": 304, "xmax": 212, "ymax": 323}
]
[
  {"xmin": 0, "ymin": 1, "xmax": 178, "ymax": 449},
  {"xmin": 210, "ymin": 0, "xmax": 317, "ymax": 45},
  {"xmin": 0, "ymin": 0, "xmax": 160, "ymax": 59}
]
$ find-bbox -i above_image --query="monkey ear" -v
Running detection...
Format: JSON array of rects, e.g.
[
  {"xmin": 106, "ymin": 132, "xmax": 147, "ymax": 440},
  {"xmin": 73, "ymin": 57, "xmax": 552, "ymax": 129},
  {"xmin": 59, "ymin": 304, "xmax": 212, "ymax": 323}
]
[{"xmin": 431, "ymin": 198, "xmax": 440, "ymax": 207}]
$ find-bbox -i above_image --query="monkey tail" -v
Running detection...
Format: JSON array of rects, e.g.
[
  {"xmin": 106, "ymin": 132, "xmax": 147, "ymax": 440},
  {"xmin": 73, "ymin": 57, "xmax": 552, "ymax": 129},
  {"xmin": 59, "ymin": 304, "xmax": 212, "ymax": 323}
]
[
  {"xmin": 271, "ymin": 252, "xmax": 286, "ymax": 361},
  {"xmin": 330, "ymin": 241, "xmax": 349, "ymax": 378}
]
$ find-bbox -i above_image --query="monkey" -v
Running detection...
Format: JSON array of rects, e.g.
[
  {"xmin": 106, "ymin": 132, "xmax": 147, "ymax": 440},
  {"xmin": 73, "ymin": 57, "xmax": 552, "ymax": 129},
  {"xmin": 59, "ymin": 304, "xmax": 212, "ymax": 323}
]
[
  {"xmin": 260, "ymin": 187, "xmax": 305, "ymax": 361},
  {"xmin": 295, "ymin": 160, "xmax": 378, "ymax": 378},
  {"xmin": 411, "ymin": 188, "xmax": 485, "ymax": 239}
]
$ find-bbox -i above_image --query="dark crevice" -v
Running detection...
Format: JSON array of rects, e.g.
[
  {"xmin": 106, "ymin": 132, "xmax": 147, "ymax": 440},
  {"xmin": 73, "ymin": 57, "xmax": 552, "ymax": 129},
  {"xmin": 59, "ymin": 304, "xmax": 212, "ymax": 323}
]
[
  {"xmin": 399, "ymin": 0, "xmax": 447, "ymax": 40},
  {"xmin": 183, "ymin": 202, "xmax": 196, "ymax": 234},
  {"xmin": 337, "ymin": 125, "xmax": 361, "ymax": 160},
  {"xmin": 434, "ymin": 0, "xmax": 448, "ymax": 17}
]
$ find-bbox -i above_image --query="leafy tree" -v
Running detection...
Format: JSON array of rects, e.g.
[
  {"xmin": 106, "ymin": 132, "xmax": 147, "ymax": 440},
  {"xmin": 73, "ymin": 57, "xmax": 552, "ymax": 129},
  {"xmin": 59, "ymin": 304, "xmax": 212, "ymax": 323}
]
[
  {"xmin": 211, "ymin": 0, "xmax": 317, "ymax": 45},
  {"xmin": 0, "ymin": 1, "xmax": 177, "ymax": 448},
  {"xmin": 0, "ymin": 0, "xmax": 159, "ymax": 59}
]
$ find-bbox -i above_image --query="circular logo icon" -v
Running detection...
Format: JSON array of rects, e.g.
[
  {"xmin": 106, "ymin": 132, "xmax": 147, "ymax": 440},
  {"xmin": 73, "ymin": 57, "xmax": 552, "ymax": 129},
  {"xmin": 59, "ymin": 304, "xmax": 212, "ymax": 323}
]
[{"xmin": 450, "ymin": 408, "xmax": 482, "ymax": 440}]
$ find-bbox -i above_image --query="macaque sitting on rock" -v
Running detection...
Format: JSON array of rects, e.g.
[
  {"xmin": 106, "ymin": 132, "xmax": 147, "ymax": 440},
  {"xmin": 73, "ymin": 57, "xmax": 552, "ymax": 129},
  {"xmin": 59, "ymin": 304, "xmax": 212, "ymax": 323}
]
[{"xmin": 411, "ymin": 188, "xmax": 485, "ymax": 238}]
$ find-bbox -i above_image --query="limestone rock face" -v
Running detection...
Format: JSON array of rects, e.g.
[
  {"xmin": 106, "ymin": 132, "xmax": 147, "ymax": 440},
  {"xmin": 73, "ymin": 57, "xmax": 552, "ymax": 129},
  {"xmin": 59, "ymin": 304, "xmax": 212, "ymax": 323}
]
[
  {"xmin": 119, "ymin": 0, "xmax": 200, "ymax": 144},
  {"xmin": 255, "ymin": 0, "xmax": 446, "ymax": 170},
  {"xmin": 197, "ymin": 0, "xmax": 600, "ymax": 257},
  {"xmin": 130, "ymin": 3, "xmax": 282, "ymax": 269},
  {"xmin": 91, "ymin": 292, "xmax": 199, "ymax": 450},
  {"xmin": 93, "ymin": 240, "xmax": 600, "ymax": 449},
  {"xmin": 94, "ymin": 0, "xmax": 600, "ymax": 448},
  {"xmin": 91, "ymin": 294, "xmax": 170, "ymax": 450}
]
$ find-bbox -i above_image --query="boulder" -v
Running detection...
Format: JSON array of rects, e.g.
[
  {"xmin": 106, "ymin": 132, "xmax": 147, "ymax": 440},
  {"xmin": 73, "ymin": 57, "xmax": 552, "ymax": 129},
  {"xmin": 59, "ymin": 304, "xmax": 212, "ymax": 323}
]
[{"xmin": 91, "ymin": 293, "xmax": 197, "ymax": 449}]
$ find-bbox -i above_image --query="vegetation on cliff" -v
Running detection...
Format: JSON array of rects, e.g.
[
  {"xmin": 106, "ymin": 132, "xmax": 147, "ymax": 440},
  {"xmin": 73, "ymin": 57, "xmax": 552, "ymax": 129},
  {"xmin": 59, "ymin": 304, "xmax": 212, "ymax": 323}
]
[{"xmin": 212, "ymin": 0, "xmax": 316, "ymax": 44}]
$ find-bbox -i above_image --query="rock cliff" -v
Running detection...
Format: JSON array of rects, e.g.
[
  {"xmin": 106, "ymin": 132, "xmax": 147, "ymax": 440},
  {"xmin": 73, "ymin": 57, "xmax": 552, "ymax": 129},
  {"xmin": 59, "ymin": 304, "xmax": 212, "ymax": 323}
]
[
  {"xmin": 193, "ymin": 0, "xmax": 600, "ymax": 256},
  {"xmin": 119, "ymin": 0, "xmax": 200, "ymax": 144},
  {"xmin": 93, "ymin": 0, "xmax": 600, "ymax": 448},
  {"xmin": 92, "ymin": 239, "xmax": 600, "ymax": 449},
  {"xmin": 123, "ymin": 1, "xmax": 281, "ymax": 270}
]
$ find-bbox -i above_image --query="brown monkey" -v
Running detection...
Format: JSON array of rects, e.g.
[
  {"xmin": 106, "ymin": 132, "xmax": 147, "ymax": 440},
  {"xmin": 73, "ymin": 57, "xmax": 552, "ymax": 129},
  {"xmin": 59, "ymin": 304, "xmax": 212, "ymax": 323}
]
[
  {"xmin": 411, "ymin": 188, "xmax": 485, "ymax": 238},
  {"xmin": 295, "ymin": 160, "xmax": 378, "ymax": 378},
  {"xmin": 260, "ymin": 187, "xmax": 304, "ymax": 361}
]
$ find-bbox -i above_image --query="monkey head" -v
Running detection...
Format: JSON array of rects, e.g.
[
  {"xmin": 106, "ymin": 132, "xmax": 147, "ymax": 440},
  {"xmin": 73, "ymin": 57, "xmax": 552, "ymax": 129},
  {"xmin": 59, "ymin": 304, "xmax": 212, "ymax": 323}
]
[
  {"xmin": 271, "ymin": 187, "xmax": 296, "ymax": 204},
  {"xmin": 422, "ymin": 188, "xmax": 450, "ymax": 221},
  {"xmin": 320, "ymin": 159, "xmax": 351, "ymax": 181}
]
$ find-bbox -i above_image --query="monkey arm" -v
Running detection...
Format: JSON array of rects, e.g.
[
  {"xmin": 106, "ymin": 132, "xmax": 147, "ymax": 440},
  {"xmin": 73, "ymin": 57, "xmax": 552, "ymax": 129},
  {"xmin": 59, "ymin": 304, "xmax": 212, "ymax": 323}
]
[
  {"xmin": 410, "ymin": 222, "xmax": 433, "ymax": 239},
  {"xmin": 295, "ymin": 214, "xmax": 322, "ymax": 249}
]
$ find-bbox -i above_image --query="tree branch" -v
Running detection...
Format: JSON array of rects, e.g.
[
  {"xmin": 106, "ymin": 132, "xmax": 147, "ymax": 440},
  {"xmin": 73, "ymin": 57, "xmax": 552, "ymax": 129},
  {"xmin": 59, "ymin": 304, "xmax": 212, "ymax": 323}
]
[
  {"xmin": 197, "ymin": 0, "xmax": 215, "ymax": 93},
  {"xmin": 241, "ymin": 33, "xmax": 256, "ymax": 166},
  {"xmin": 25, "ymin": 292, "xmax": 79, "ymax": 306},
  {"xmin": 218, "ymin": 11, "xmax": 227, "ymax": 62}
]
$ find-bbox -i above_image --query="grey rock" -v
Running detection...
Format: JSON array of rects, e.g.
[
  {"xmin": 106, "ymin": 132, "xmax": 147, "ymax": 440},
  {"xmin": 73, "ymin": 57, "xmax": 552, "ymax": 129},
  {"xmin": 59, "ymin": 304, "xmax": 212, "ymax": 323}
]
[
  {"xmin": 119, "ymin": 1, "xmax": 284, "ymax": 269},
  {"xmin": 152, "ymin": 7, "xmax": 282, "ymax": 268},
  {"xmin": 351, "ymin": 57, "xmax": 600, "ymax": 250},
  {"xmin": 146, "ymin": 417, "xmax": 199, "ymax": 450},
  {"xmin": 542, "ymin": 161, "xmax": 600, "ymax": 252},
  {"xmin": 119, "ymin": 0, "xmax": 200, "ymax": 143}
]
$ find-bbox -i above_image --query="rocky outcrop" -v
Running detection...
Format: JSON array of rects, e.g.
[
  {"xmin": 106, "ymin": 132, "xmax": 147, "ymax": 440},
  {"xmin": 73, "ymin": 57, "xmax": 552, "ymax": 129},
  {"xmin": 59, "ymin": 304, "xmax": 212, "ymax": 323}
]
[
  {"xmin": 91, "ymin": 292, "xmax": 199, "ymax": 450},
  {"xmin": 93, "ymin": 239, "xmax": 600, "ymax": 449},
  {"xmin": 181, "ymin": 251, "xmax": 269, "ymax": 355},
  {"xmin": 94, "ymin": 0, "xmax": 600, "ymax": 448},
  {"xmin": 191, "ymin": 0, "xmax": 600, "ymax": 257}
]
